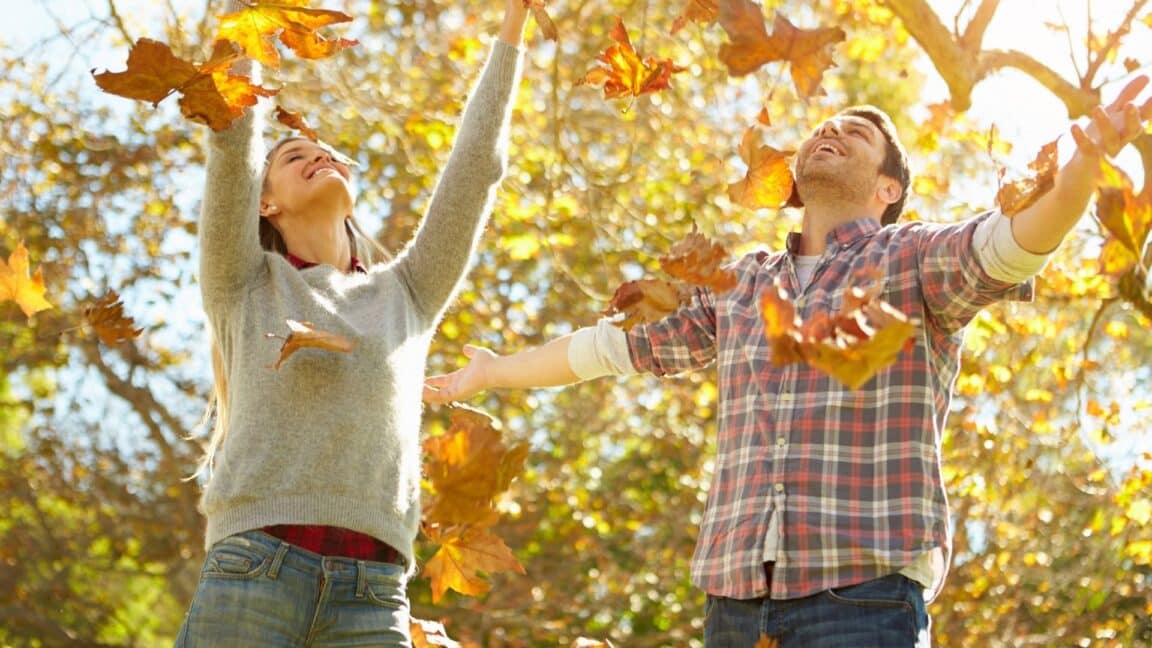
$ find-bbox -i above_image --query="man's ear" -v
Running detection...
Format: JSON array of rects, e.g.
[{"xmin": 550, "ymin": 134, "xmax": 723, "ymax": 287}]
[{"xmin": 877, "ymin": 176, "xmax": 902, "ymax": 206}]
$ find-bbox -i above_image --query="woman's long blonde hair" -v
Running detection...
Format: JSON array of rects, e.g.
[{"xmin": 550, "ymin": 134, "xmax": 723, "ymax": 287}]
[{"xmin": 191, "ymin": 137, "xmax": 391, "ymax": 479}]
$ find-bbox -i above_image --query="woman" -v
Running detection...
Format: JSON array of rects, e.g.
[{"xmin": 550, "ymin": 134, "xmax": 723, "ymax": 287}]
[{"xmin": 176, "ymin": 1, "xmax": 529, "ymax": 645}]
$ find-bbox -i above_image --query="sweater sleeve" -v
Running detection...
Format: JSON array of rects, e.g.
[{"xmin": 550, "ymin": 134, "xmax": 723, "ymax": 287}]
[
  {"xmin": 198, "ymin": 0, "xmax": 266, "ymax": 318},
  {"xmin": 393, "ymin": 41, "xmax": 523, "ymax": 322}
]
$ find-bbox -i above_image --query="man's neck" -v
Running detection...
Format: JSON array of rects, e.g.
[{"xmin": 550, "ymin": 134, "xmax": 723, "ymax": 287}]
[{"xmin": 798, "ymin": 203, "xmax": 870, "ymax": 256}]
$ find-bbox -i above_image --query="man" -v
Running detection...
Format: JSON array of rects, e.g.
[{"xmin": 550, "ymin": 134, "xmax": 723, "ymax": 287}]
[{"xmin": 424, "ymin": 78, "xmax": 1150, "ymax": 647}]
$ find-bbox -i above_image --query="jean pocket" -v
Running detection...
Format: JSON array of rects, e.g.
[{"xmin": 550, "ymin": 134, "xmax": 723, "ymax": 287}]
[
  {"xmin": 363, "ymin": 580, "xmax": 408, "ymax": 610},
  {"xmin": 822, "ymin": 575, "xmax": 914, "ymax": 611},
  {"xmin": 202, "ymin": 540, "xmax": 270, "ymax": 580}
]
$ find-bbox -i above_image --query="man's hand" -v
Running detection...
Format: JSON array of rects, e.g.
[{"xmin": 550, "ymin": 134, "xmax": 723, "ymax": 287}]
[
  {"xmin": 1071, "ymin": 74, "xmax": 1152, "ymax": 163},
  {"xmin": 423, "ymin": 345, "xmax": 498, "ymax": 405}
]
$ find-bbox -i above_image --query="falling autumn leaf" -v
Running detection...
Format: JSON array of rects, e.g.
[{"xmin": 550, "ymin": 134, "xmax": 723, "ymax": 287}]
[
  {"xmin": 0, "ymin": 241, "xmax": 52, "ymax": 317},
  {"xmin": 274, "ymin": 105, "xmax": 319, "ymax": 140},
  {"xmin": 604, "ymin": 279, "xmax": 690, "ymax": 330},
  {"xmin": 84, "ymin": 290, "xmax": 143, "ymax": 345},
  {"xmin": 523, "ymin": 0, "xmax": 559, "ymax": 41},
  {"xmin": 760, "ymin": 275, "xmax": 919, "ymax": 389},
  {"xmin": 423, "ymin": 524, "xmax": 526, "ymax": 602},
  {"xmin": 996, "ymin": 137, "xmax": 1059, "ymax": 216},
  {"xmin": 717, "ymin": 2, "xmax": 845, "ymax": 98},
  {"xmin": 755, "ymin": 635, "xmax": 780, "ymax": 648},
  {"xmin": 1094, "ymin": 159, "xmax": 1151, "ymax": 275},
  {"xmin": 671, "ymin": 0, "xmax": 719, "ymax": 34},
  {"xmin": 577, "ymin": 16, "xmax": 687, "ymax": 101},
  {"xmin": 659, "ymin": 226, "xmax": 738, "ymax": 292},
  {"xmin": 217, "ymin": 1, "xmax": 357, "ymax": 68},
  {"xmin": 266, "ymin": 319, "xmax": 355, "ymax": 369},
  {"xmin": 410, "ymin": 618, "xmax": 460, "ymax": 648},
  {"xmin": 727, "ymin": 126, "xmax": 796, "ymax": 210},
  {"xmin": 423, "ymin": 406, "xmax": 529, "ymax": 526}
]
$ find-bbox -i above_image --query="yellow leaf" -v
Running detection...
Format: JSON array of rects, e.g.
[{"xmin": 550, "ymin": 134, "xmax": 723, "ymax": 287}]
[
  {"xmin": 423, "ymin": 525, "xmax": 525, "ymax": 603},
  {"xmin": 0, "ymin": 241, "xmax": 53, "ymax": 316},
  {"xmin": 1127, "ymin": 498, "xmax": 1152, "ymax": 526}
]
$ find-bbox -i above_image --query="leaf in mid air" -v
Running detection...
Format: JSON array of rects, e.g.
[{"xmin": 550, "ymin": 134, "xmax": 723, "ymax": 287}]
[
  {"xmin": 0, "ymin": 241, "xmax": 52, "ymax": 317},
  {"xmin": 410, "ymin": 618, "xmax": 460, "ymax": 648},
  {"xmin": 217, "ymin": 1, "xmax": 356, "ymax": 68},
  {"xmin": 274, "ymin": 105, "xmax": 320, "ymax": 140},
  {"xmin": 523, "ymin": 0, "xmax": 559, "ymax": 41},
  {"xmin": 717, "ymin": 2, "xmax": 845, "ymax": 98},
  {"xmin": 671, "ymin": 0, "xmax": 719, "ymax": 34},
  {"xmin": 577, "ymin": 16, "xmax": 686, "ymax": 100},
  {"xmin": 423, "ymin": 524, "xmax": 525, "ymax": 603},
  {"xmin": 659, "ymin": 226, "xmax": 738, "ymax": 293},
  {"xmin": 1094, "ymin": 159, "xmax": 1151, "ymax": 275},
  {"xmin": 603, "ymin": 279, "xmax": 690, "ymax": 330},
  {"xmin": 84, "ymin": 290, "xmax": 143, "ymax": 345},
  {"xmin": 996, "ymin": 137, "xmax": 1059, "ymax": 216},
  {"xmin": 266, "ymin": 319, "xmax": 355, "ymax": 369},
  {"xmin": 759, "ymin": 273, "xmax": 919, "ymax": 389},
  {"xmin": 423, "ymin": 405, "xmax": 529, "ymax": 526},
  {"xmin": 727, "ymin": 126, "xmax": 796, "ymax": 210},
  {"xmin": 92, "ymin": 38, "xmax": 200, "ymax": 105}
]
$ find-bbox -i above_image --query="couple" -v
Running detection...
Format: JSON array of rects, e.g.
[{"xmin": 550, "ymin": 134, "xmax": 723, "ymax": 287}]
[{"xmin": 177, "ymin": 0, "xmax": 1152, "ymax": 642}]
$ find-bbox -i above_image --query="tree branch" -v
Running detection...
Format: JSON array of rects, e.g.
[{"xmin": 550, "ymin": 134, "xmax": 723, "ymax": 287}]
[
  {"xmin": 977, "ymin": 49, "xmax": 1100, "ymax": 118},
  {"xmin": 883, "ymin": 0, "xmax": 980, "ymax": 110},
  {"xmin": 959, "ymin": 0, "xmax": 999, "ymax": 51}
]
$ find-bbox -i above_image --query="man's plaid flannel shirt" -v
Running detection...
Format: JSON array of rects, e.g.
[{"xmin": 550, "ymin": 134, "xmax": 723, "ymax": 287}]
[{"xmin": 626, "ymin": 214, "xmax": 1032, "ymax": 600}]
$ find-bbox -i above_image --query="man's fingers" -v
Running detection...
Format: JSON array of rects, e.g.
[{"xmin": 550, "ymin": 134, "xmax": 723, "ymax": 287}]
[{"xmin": 1071, "ymin": 124, "xmax": 1101, "ymax": 158}]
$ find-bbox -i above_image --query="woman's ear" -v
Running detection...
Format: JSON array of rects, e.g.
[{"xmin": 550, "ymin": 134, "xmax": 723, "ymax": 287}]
[{"xmin": 260, "ymin": 200, "xmax": 280, "ymax": 218}]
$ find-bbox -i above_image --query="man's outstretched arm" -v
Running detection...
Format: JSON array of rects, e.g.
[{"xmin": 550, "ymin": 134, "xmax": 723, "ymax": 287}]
[{"xmin": 1011, "ymin": 75, "xmax": 1152, "ymax": 254}]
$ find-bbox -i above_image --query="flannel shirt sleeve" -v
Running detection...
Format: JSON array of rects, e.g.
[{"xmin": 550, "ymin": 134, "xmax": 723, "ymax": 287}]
[{"xmin": 625, "ymin": 286, "xmax": 718, "ymax": 376}]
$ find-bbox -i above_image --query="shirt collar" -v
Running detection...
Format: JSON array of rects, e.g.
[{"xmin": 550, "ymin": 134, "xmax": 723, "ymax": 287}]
[
  {"xmin": 286, "ymin": 252, "xmax": 367, "ymax": 274},
  {"xmin": 786, "ymin": 218, "xmax": 881, "ymax": 255}
]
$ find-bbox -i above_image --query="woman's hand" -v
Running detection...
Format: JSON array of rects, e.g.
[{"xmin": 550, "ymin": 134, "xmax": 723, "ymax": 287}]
[
  {"xmin": 499, "ymin": 0, "xmax": 531, "ymax": 46},
  {"xmin": 423, "ymin": 345, "xmax": 499, "ymax": 405}
]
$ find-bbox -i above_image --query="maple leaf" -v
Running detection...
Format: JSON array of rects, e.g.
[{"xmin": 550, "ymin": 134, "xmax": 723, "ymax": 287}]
[
  {"xmin": 659, "ymin": 226, "xmax": 738, "ymax": 293},
  {"xmin": 423, "ymin": 524, "xmax": 525, "ymax": 603},
  {"xmin": 996, "ymin": 137, "xmax": 1059, "ymax": 216},
  {"xmin": 274, "ymin": 105, "xmax": 319, "ymax": 140},
  {"xmin": 671, "ymin": 0, "xmax": 719, "ymax": 34},
  {"xmin": 717, "ymin": 2, "xmax": 845, "ymax": 98},
  {"xmin": 727, "ymin": 126, "xmax": 796, "ymax": 210},
  {"xmin": 1094, "ymin": 159, "xmax": 1151, "ymax": 275},
  {"xmin": 603, "ymin": 279, "xmax": 691, "ymax": 330},
  {"xmin": 423, "ymin": 406, "xmax": 529, "ymax": 526},
  {"xmin": 577, "ymin": 16, "xmax": 687, "ymax": 101},
  {"xmin": 410, "ymin": 618, "xmax": 460, "ymax": 648},
  {"xmin": 759, "ymin": 275, "xmax": 919, "ymax": 389},
  {"xmin": 217, "ymin": 1, "xmax": 357, "ymax": 68},
  {"xmin": 523, "ymin": 1, "xmax": 559, "ymax": 41},
  {"xmin": 265, "ymin": 319, "xmax": 355, "ymax": 369},
  {"xmin": 0, "ymin": 241, "xmax": 52, "ymax": 317},
  {"xmin": 84, "ymin": 290, "xmax": 143, "ymax": 345}
]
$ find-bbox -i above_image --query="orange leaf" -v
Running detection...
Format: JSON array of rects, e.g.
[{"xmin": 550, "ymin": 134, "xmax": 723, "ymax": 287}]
[
  {"xmin": 217, "ymin": 1, "xmax": 356, "ymax": 68},
  {"xmin": 0, "ymin": 241, "xmax": 52, "ymax": 317},
  {"xmin": 995, "ymin": 137, "xmax": 1059, "ymax": 216},
  {"xmin": 84, "ymin": 290, "xmax": 143, "ymax": 345},
  {"xmin": 423, "ymin": 525, "xmax": 525, "ymax": 603},
  {"xmin": 423, "ymin": 406, "xmax": 529, "ymax": 526},
  {"xmin": 671, "ymin": 0, "xmax": 719, "ymax": 34},
  {"xmin": 1094, "ymin": 159, "xmax": 1151, "ymax": 274},
  {"xmin": 266, "ymin": 319, "xmax": 355, "ymax": 369},
  {"xmin": 756, "ymin": 635, "xmax": 780, "ymax": 648},
  {"xmin": 577, "ymin": 16, "xmax": 686, "ymax": 100},
  {"xmin": 410, "ymin": 618, "xmax": 459, "ymax": 648},
  {"xmin": 603, "ymin": 279, "xmax": 690, "ymax": 330},
  {"xmin": 727, "ymin": 126, "xmax": 796, "ymax": 210},
  {"xmin": 274, "ymin": 105, "xmax": 320, "ymax": 140},
  {"xmin": 659, "ymin": 226, "xmax": 738, "ymax": 292},
  {"xmin": 92, "ymin": 39, "xmax": 199, "ymax": 105},
  {"xmin": 760, "ymin": 275, "xmax": 918, "ymax": 389},
  {"xmin": 717, "ymin": 3, "xmax": 845, "ymax": 98},
  {"xmin": 524, "ymin": 1, "xmax": 559, "ymax": 41}
]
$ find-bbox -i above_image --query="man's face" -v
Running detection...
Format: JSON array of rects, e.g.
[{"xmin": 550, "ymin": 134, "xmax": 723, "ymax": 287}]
[{"xmin": 794, "ymin": 115, "xmax": 889, "ymax": 202}]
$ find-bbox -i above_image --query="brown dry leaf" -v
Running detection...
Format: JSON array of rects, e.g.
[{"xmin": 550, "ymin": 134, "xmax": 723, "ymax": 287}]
[
  {"xmin": 603, "ymin": 279, "xmax": 690, "ymax": 330},
  {"xmin": 84, "ymin": 290, "xmax": 143, "ymax": 345},
  {"xmin": 659, "ymin": 226, "xmax": 738, "ymax": 293},
  {"xmin": 577, "ymin": 16, "xmax": 687, "ymax": 100},
  {"xmin": 996, "ymin": 137, "xmax": 1059, "ymax": 216},
  {"xmin": 727, "ymin": 126, "xmax": 796, "ymax": 210},
  {"xmin": 274, "ymin": 105, "xmax": 319, "ymax": 140},
  {"xmin": 523, "ymin": 0, "xmax": 559, "ymax": 41},
  {"xmin": 0, "ymin": 241, "xmax": 52, "ymax": 317},
  {"xmin": 671, "ymin": 0, "xmax": 719, "ymax": 34},
  {"xmin": 423, "ymin": 525, "xmax": 526, "ymax": 603},
  {"xmin": 423, "ymin": 405, "xmax": 529, "ymax": 526},
  {"xmin": 217, "ymin": 1, "xmax": 357, "ymax": 68},
  {"xmin": 410, "ymin": 618, "xmax": 460, "ymax": 648},
  {"xmin": 717, "ymin": 2, "xmax": 845, "ymax": 98},
  {"xmin": 266, "ymin": 319, "xmax": 355, "ymax": 369}
]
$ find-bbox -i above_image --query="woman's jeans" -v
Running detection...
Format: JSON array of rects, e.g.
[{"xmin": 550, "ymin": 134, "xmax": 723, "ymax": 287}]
[
  {"xmin": 704, "ymin": 573, "xmax": 931, "ymax": 647},
  {"xmin": 176, "ymin": 529, "xmax": 411, "ymax": 647}
]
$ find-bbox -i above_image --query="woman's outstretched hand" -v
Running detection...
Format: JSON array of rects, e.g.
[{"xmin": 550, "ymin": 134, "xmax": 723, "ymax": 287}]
[
  {"xmin": 423, "ymin": 344, "xmax": 498, "ymax": 405},
  {"xmin": 499, "ymin": 0, "xmax": 531, "ymax": 46}
]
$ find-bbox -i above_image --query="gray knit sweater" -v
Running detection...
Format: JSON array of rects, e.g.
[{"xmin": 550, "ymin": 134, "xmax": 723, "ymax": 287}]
[{"xmin": 197, "ymin": 42, "xmax": 522, "ymax": 569}]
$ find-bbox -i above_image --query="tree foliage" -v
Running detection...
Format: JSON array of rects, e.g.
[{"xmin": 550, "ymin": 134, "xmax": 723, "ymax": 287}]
[{"xmin": 1, "ymin": 0, "xmax": 1150, "ymax": 646}]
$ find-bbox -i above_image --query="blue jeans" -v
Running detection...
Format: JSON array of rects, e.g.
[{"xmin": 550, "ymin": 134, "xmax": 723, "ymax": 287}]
[
  {"xmin": 176, "ymin": 530, "xmax": 411, "ymax": 647},
  {"xmin": 704, "ymin": 573, "xmax": 931, "ymax": 647}
]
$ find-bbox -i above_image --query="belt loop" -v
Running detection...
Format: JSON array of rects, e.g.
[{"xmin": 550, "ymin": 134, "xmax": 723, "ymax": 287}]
[
  {"xmin": 267, "ymin": 541, "xmax": 289, "ymax": 580},
  {"xmin": 356, "ymin": 559, "xmax": 367, "ymax": 598}
]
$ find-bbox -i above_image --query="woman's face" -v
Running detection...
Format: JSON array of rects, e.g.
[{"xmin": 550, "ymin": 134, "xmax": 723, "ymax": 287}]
[{"xmin": 261, "ymin": 139, "xmax": 355, "ymax": 220}]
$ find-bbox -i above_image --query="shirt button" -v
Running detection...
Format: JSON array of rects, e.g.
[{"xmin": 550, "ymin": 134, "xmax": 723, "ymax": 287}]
[
  {"xmin": 774, "ymin": 483, "xmax": 785, "ymax": 493},
  {"xmin": 776, "ymin": 437, "xmax": 786, "ymax": 446}
]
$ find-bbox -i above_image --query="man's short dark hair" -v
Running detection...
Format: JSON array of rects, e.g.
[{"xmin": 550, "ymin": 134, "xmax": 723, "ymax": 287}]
[{"xmin": 838, "ymin": 106, "xmax": 910, "ymax": 226}]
